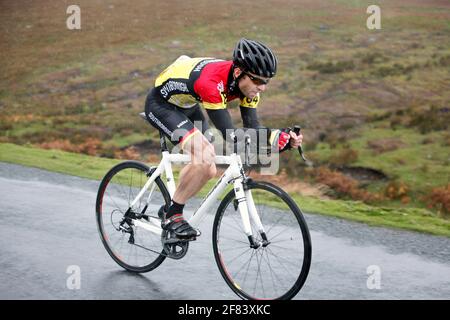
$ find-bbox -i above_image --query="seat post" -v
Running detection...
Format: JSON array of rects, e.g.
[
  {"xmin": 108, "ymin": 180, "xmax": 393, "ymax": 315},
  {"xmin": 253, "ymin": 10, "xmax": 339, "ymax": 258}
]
[{"xmin": 159, "ymin": 131, "xmax": 168, "ymax": 152}]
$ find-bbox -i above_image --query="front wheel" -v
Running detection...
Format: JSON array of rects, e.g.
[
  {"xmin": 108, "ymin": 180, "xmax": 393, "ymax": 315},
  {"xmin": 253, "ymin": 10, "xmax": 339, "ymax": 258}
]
[{"xmin": 212, "ymin": 180, "xmax": 312, "ymax": 300}]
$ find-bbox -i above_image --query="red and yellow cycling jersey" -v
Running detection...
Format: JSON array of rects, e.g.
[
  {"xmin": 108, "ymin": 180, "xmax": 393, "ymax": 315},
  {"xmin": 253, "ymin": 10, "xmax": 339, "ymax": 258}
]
[{"xmin": 154, "ymin": 56, "xmax": 260, "ymax": 110}]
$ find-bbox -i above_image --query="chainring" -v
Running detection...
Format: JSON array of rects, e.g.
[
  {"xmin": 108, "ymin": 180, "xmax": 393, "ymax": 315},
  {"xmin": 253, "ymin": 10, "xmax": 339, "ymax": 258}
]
[{"xmin": 161, "ymin": 229, "xmax": 189, "ymax": 260}]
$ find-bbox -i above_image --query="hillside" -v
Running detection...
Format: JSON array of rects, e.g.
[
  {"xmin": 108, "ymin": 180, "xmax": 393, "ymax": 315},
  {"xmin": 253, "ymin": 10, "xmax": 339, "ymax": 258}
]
[{"xmin": 1, "ymin": 0, "xmax": 449, "ymax": 218}]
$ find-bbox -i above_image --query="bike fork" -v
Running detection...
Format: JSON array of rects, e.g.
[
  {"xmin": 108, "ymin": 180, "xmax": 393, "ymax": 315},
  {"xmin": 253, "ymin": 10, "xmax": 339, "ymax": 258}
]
[
  {"xmin": 234, "ymin": 180, "xmax": 269, "ymax": 249},
  {"xmin": 245, "ymin": 187, "xmax": 270, "ymax": 247}
]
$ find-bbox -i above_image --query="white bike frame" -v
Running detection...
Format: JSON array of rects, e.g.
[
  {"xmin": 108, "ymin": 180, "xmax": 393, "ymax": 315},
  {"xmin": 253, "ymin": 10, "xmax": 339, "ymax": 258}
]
[{"xmin": 130, "ymin": 150, "xmax": 266, "ymax": 242}]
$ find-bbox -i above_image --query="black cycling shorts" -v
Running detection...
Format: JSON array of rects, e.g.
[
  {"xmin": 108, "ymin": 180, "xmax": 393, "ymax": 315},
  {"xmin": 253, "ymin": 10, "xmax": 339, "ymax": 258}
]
[{"xmin": 144, "ymin": 88, "xmax": 210, "ymax": 147}]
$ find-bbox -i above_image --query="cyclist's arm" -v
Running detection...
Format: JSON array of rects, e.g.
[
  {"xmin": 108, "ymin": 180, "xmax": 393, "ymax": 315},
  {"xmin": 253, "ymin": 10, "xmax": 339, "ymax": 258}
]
[
  {"xmin": 207, "ymin": 108, "xmax": 290, "ymax": 152},
  {"xmin": 201, "ymin": 84, "xmax": 291, "ymax": 152},
  {"xmin": 205, "ymin": 108, "xmax": 235, "ymax": 140},
  {"xmin": 206, "ymin": 108, "xmax": 266, "ymax": 152},
  {"xmin": 239, "ymin": 106, "xmax": 261, "ymax": 128},
  {"xmin": 239, "ymin": 105, "xmax": 291, "ymax": 152}
]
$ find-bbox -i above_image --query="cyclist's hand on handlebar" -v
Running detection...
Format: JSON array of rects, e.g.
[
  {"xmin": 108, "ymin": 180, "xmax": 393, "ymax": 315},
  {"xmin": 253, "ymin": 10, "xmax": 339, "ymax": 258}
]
[
  {"xmin": 278, "ymin": 131, "xmax": 291, "ymax": 150},
  {"xmin": 288, "ymin": 130, "xmax": 303, "ymax": 149},
  {"xmin": 269, "ymin": 128, "xmax": 303, "ymax": 152}
]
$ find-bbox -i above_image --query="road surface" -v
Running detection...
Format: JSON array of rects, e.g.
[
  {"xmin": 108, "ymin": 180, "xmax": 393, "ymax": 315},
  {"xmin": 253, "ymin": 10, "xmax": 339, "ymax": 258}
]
[{"xmin": 0, "ymin": 162, "xmax": 449, "ymax": 300}]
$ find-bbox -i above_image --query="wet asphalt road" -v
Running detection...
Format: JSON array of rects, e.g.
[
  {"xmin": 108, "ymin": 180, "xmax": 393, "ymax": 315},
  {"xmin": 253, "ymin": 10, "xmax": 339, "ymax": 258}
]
[{"xmin": 0, "ymin": 162, "xmax": 449, "ymax": 300}]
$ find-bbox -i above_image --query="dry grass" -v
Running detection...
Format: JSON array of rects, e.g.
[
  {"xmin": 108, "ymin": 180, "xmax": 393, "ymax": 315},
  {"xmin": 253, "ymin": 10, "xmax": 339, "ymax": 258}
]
[
  {"xmin": 367, "ymin": 138, "xmax": 407, "ymax": 154},
  {"xmin": 250, "ymin": 169, "xmax": 331, "ymax": 199},
  {"xmin": 425, "ymin": 184, "xmax": 450, "ymax": 218}
]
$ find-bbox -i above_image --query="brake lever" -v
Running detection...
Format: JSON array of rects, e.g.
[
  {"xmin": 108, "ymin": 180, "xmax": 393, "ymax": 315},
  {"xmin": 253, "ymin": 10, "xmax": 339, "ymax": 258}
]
[{"xmin": 293, "ymin": 125, "xmax": 313, "ymax": 167}]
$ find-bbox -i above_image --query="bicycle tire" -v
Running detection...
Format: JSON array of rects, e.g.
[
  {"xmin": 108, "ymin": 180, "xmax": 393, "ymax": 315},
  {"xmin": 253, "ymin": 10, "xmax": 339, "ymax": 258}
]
[
  {"xmin": 212, "ymin": 180, "xmax": 312, "ymax": 300},
  {"xmin": 96, "ymin": 160, "xmax": 171, "ymax": 273}
]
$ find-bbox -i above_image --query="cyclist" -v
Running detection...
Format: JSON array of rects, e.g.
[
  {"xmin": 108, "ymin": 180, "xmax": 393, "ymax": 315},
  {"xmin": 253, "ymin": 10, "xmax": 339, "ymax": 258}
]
[{"xmin": 144, "ymin": 38, "xmax": 303, "ymax": 239}]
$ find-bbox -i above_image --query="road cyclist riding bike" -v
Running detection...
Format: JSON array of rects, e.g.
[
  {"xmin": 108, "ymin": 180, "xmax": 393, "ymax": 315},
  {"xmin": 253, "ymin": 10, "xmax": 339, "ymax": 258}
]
[
  {"xmin": 96, "ymin": 38, "xmax": 312, "ymax": 299},
  {"xmin": 144, "ymin": 38, "xmax": 303, "ymax": 241}
]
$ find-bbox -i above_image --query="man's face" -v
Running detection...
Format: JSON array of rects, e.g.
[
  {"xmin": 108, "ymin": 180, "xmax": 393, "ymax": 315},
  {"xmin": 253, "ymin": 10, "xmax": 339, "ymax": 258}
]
[{"xmin": 235, "ymin": 68, "xmax": 270, "ymax": 99}]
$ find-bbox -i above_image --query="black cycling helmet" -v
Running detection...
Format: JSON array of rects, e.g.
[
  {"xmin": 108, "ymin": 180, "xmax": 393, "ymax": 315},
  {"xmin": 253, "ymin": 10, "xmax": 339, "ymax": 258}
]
[{"xmin": 233, "ymin": 38, "xmax": 278, "ymax": 78}]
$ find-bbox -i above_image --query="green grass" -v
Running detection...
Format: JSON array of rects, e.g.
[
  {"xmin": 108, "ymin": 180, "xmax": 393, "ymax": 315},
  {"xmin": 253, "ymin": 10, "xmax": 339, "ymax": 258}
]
[
  {"xmin": 293, "ymin": 195, "xmax": 449, "ymax": 236},
  {"xmin": 0, "ymin": 143, "xmax": 122, "ymax": 180},
  {"xmin": 1, "ymin": 142, "xmax": 448, "ymax": 237},
  {"xmin": 310, "ymin": 124, "xmax": 450, "ymax": 191},
  {"xmin": 104, "ymin": 133, "xmax": 150, "ymax": 149}
]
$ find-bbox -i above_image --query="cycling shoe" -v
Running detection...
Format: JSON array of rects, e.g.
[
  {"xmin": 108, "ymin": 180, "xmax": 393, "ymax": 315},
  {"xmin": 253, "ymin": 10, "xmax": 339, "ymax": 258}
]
[{"xmin": 161, "ymin": 214, "xmax": 201, "ymax": 239}]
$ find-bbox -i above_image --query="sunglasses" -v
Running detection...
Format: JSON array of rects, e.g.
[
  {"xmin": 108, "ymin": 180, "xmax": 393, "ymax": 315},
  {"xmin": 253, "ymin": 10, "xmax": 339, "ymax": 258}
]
[{"xmin": 244, "ymin": 72, "xmax": 270, "ymax": 85}]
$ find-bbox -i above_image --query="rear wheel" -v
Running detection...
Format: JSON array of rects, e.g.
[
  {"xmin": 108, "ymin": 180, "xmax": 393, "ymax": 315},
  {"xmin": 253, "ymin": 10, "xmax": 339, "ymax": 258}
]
[
  {"xmin": 212, "ymin": 180, "xmax": 312, "ymax": 300},
  {"xmin": 96, "ymin": 161, "xmax": 170, "ymax": 272}
]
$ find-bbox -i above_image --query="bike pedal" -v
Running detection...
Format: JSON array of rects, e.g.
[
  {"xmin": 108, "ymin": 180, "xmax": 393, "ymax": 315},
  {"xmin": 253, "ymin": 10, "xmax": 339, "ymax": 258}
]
[
  {"xmin": 163, "ymin": 237, "xmax": 181, "ymax": 244},
  {"xmin": 175, "ymin": 229, "xmax": 200, "ymax": 241},
  {"xmin": 172, "ymin": 235, "xmax": 197, "ymax": 242}
]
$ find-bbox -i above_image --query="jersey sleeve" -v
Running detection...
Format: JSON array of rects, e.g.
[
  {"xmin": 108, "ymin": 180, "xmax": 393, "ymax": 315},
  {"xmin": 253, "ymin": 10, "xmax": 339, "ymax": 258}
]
[
  {"xmin": 196, "ymin": 80, "xmax": 227, "ymax": 110},
  {"xmin": 239, "ymin": 93, "xmax": 260, "ymax": 108},
  {"xmin": 240, "ymin": 106, "xmax": 261, "ymax": 128}
]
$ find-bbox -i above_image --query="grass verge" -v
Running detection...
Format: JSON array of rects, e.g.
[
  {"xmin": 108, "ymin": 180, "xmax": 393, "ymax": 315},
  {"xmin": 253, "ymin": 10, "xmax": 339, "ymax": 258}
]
[{"xmin": 1, "ymin": 142, "xmax": 448, "ymax": 237}]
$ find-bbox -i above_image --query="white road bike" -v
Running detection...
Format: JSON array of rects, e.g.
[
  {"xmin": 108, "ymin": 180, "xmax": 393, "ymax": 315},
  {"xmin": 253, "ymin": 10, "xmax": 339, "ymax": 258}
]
[{"xmin": 95, "ymin": 114, "xmax": 312, "ymax": 300}]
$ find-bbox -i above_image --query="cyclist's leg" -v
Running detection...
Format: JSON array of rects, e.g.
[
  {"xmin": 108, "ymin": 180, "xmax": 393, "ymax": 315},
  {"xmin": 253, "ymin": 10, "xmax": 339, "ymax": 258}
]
[
  {"xmin": 145, "ymin": 93, "xmax": 216, "ymax": 200},
  {"xmin": 145, "ymin": 91, "xmax": 209, "ymax": 145},
  {"xmin": 172, "ymin": 104, "xmax": 216, "ymax": 203},
  {"xmin": 144, "ymin": 88, "xmax": 186, "ymax": 140},
  {"xmin": 173, "ymin": 130, "xmax": 216, "ymax": 204},
  {"xmin": 168, "ymin": 106, "xmax": 216, "ymax": 238},
  {"xmin": 163, "ymin": 136, "xmax": 215, "ymax": 239},
  {"xmin": 183, "ymin": 103, "xmax": 213, "ymax": 141},
  {"xmin": 144, "ymin": 90, "xmax": 215, "ymax": 237}
]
